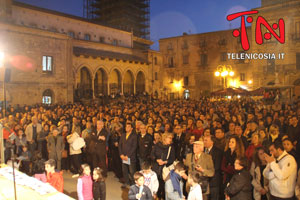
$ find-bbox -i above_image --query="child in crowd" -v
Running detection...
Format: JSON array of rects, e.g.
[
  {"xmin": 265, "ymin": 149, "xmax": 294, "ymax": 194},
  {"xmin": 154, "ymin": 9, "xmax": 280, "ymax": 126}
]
[
  {"xmin": 15, "ymin": 129, "xmax": 26, "ymax": 156},
  {"xmin": 18, "ymin": 145, "xmax": 32, "ymax": 175},
  {"xmin": 45, "ymin": 159, "xmax": 64, "ymax": 192},
  {"xmin": 140, "ymin": 161, "xmax": 159, "ymax": 198},
  {"xmin": 93, "ymin": 167, "xmax": 106, "ymax": 200},
  {"xmin": 187, "ymin": 172, "xmax": 202, "ymax": 200},
  {"xmin": 77, "ymin": 164, "xmax": 93, "ymax": 200},
  {"xmin": 128, "ymin": 172, "xmax": 152, "ymax": 200},
  {"xmin": 32, "ymin": 152, "xmax": 47, "ymax": 182},
  {"xmin": 165, "ymin": 162, "xmax": 186, "ymax": 200}
]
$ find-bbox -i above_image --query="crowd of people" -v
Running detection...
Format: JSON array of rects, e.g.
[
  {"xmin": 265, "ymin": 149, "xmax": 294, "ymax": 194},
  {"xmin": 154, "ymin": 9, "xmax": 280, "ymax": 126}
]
[{"xmin": 2, "ymin": 96, "xmax": 300, "ymax": 200}]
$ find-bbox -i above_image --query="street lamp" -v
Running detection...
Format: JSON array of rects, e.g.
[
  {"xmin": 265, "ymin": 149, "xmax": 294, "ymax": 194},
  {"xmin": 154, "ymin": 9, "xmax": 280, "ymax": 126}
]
[
  {"xmin": 173, "ymin": 80, "xmax": 182, "ymax": 100},
  {"xmin": 215, "ymin": 65, "xmax": 234, "ymax": 89}
]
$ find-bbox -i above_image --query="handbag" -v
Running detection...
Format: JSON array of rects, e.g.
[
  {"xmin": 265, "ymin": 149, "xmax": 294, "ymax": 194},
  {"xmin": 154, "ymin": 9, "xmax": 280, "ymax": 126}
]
[
  {"xmin": 162, "ymin": 146, "xmax": 175, "ymax": 181},
  {"xmin": 62, "ymin": 150, "xmax": 68, "ymax": 158}
]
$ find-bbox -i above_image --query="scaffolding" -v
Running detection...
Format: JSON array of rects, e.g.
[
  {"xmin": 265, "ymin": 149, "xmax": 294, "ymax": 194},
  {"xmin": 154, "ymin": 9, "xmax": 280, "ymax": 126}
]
[{"xmin": 83, "ymin": 0, "xmax": 150, "ymax": 40}]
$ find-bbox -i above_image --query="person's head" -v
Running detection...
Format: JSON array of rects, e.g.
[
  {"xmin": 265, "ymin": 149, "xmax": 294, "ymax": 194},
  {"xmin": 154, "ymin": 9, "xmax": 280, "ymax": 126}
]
[
  {"xmin": 196, "ymin": 120, "xmax": 203, "ymax": 129},
  {"xmin": 234, "ymin": 125, "xmax": 243, "ymax": 137},
  {"xmin": 292, "ymin": 116, "xmax": 298, "ymax": 126},
  {"xmin": 250, "ymin": 121, "xmax": 258, "ymax": 131},
  {"xmin": 174, "ymin": 124, "xmax": 183, "ymax": 135},
  {"xmin": 52, "ymin": 128, "xmax": 59, "ymax": 137},
  {"xmin": 79, "ymin": 164, "xmax": 91, "ymax": 176},
  {"xmin": 189, "ymin": 135, "xmax": 195, "ymax": 144},
  {"xmin": 187, "ymin": 171, "xmax": 201, "ymax": 186},
  {"xmin": 251, "ymin": 132, "xmax": 261, "ymax": 146},
  {"xmin": 229, "ymin": 122, "xmax": 235, "ymax": 132},
  {"xmin": 45, "ymin": 159, "xmax": 56, "ymax": 173},
  {"xmin": 86, "ymin": 121, "xmax": 92, "ymax": 129},
  {"xmin": 258, "ymin": 129, "xmax": 266, "ymax": 140},
  {"xmin": 140, "ymin": 124, "xmax": 146, "ymax": 135},
  {"xmin": 283, "ymin": 138, "xmax": 294, "ymax": 152},
  {"xmin": 203, "ymin": 135, "xmax": 215, "ymax": 149},
  {"xmin": 134, "ymin": 172, "xmax": 145, "ymax": 187},
  {"xmin": 174, "ymin": 162, "xmax": 186, "ymax": 177},
  {"xmin": 234, "ymin": 157, "xmax": 248, "ymax": 170},
  {"xmin": 62, "ymin": 125, "xmax": 68, "ymax": 133},
  {"xmin": 269, "ymin": 140, "xmax": 284, "ymax": 159},
  {"xmin": 17, "ymin": 129, "xmax": 24, "ymax": 136},
  {"xmin": 154, "ymin": 132, "xmax": 161, "ymax": 143},
  {"xmin": 146, "ymin": 126, "xmax": 154, "ymax": 135},
  {"xmin": 225, "ymin": 135, "xmax": 244, "ymax": 157},
  {"xmin": 22, "ymin": 145, "xmax": 28, "ymax": 152},
  {"xmin": 203, "ymin": 128, "xmax": 210, "ymax": 136},
  {"xmin": 97, "ymin": 120, "xmax": 104, "ymax": 130},
  {"xmin": 141, "ymin": 160, "xmax": 152, "ymax": 174},
  {"xmin": 253, "ymin": 147, "xmax": 266, "ymax": 167},
  {"xmin": 215, "ymin": 128, "xmax": 224, "ymax": 139},
  {"xmin": 32, "ymin": 116, "xmax": 38, "ymax": 124},
  {"xmin": 93, "ymin": 167, "xmax": 104, "ymax": 182},
  {"xmin": 162, "ymin": 132, "xmax": 173, "ymax": 145},
  {"xmin": 269, "ymin": 124, "xmax": 279, "ymax": 136},
  {"xmin": 126, "ymin": 122, "xmax": 133, "ymax": 133},
  {"xmin": 193, "ymin": 140, "xmax": 204, "ymax": 154}
]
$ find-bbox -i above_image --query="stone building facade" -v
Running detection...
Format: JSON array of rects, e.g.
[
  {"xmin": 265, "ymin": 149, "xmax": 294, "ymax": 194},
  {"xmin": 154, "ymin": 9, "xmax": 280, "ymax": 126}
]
[
  {"xmin": 0, "ymin": 0, "xmax": 154, "ymax": 105},
  {"xmin": 159, "ymin": 0, "xmax": 300, "ymax": 100}
]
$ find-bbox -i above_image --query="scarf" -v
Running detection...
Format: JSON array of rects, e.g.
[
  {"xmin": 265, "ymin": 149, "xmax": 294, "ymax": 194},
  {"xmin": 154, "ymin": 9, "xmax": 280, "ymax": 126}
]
[{"xmin": 170, "ymin": 170, "xmax": 182, "ymax": 198}]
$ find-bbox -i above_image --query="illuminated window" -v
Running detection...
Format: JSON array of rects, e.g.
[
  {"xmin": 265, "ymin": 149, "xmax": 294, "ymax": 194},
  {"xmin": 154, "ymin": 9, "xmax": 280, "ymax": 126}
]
[
  {"xmin": 42, "ymin": 56, "xmax": 53, "ymax": 72},
  {"xmin": 42, "ymin": 89, "xmax": 53, "ymax": 105}
]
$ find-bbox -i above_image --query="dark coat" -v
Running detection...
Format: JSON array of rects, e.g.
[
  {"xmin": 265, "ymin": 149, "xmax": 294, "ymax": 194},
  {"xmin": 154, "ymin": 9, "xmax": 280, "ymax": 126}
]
[
  {"xmin": 207, "ymin": 145, "xmax": 223, "ymax": 187},
  {"xmin": 90, "ymin": 128, "xmax": 109, "ymax": 156},
  {"xmin": 224, "ymin": 169, "xmax": 252, "ymax": 200},
  {"xmin": 173, "ymin": 133, "xmax": 185, "ymax": 161},
  {"xmin": 128, "ymin": 184, "xmax": 152, "ymax": 200},
  {"xmin": 221, "ymin": 150, "xmax": 237, "ymax": 184},
  {"xmin": 93, "ymin": 181, "xmax": 106, "ymax": 200},
  {"xmin": 118, "ymin": 131, "xmax": 138, "ymax": 162},
  {"xmin": 137, "ymin": 133, "xmax": 153, "ymax": 160},
  {"xmin": 150, "ymin": 142, "xmax": 175, "ymax": 178}
]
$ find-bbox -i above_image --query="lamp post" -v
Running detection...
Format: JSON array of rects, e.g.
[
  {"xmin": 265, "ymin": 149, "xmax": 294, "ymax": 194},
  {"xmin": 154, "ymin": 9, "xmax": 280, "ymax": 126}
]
[
  {"xmin": 173, "ymin": 81, "xmax": 182, "ymax": 100},
  {"xmin": 214, "ymin": 65, "xmax": 234, "ymax": 89}
]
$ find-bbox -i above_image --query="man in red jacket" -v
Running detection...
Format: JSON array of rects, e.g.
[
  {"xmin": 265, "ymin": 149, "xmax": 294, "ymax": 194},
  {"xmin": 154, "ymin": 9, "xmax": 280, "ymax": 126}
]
[{"xmin": 45, "ymin": 159, "xmax": 64, "ymax": 192}]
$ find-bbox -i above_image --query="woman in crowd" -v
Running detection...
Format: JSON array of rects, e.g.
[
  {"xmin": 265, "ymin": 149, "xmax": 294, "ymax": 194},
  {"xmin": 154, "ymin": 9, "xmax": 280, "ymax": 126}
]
[
  {"xmin": 225, "ymin": 157, "xmax": 252, "ymax": 200},
  {"xmin": 222, "ymin": 135, "xmax": 245, "ymax": 185},
  {"xmin": 250, "ymin": 147, "xmax": 269, "ymax": 200},
  {"xmin": 245, "ymin": 132, "xmax": 262, "ymax": 165},
  {"xmin": 151, "ymin": 132, "xmax": 175, "ymax": 199}
]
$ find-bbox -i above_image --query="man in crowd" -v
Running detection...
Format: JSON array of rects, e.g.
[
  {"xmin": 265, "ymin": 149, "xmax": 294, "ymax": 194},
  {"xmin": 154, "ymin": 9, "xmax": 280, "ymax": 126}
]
[
  {"xmin": 263, "ymin": 140, "xmax": 297, "ymax": 200},
  {"xmin": 91, "ymin": 120, "xmax": 108, "ymax": 177},
  {"xmin": 119, "ymin": 122, "xmax": 138, "ymax": 188},
  {"xmin": 25, "ymin": 116, "xmax": 42, "ymax": 155},
  {"xmin": 173, "ymin": 124, "xmax": 185, "ymax": 161},
  {"xmin": 185, "ymin": 140, "xmax": 214, "ymax": 200},
  {"xmin": 137, "ymin": 124, "xmax": 152, "ymax": 169},
  {"xmin": 204, "ymin": 135, "xmax": 223, "ymax": 200},
  {"xmin": 47, "ymin": 128, "xmax": 64, "ymax": 170}
]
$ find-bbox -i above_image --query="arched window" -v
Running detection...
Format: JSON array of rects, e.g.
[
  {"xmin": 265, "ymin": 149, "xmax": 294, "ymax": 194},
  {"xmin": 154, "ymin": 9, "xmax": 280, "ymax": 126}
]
[{"xmin": 42, "ymin": 89, "xmax": 53, "ymax": 105}]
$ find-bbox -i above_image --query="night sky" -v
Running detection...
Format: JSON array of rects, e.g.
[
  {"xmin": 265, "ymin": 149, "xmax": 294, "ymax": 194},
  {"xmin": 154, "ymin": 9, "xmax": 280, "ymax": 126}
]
[{"xmin": 17, "ymin": 0, "xmax": 261, "ymax": 50}]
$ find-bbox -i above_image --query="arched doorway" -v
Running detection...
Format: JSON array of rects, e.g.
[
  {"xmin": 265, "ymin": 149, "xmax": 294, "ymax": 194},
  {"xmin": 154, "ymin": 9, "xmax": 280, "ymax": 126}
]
[
  {"xmin": 75, "ymin": 67, "xmax": 92, "ymax": 99},
  {"xmin": 123, "ymin": 70, "xmax": 134, "ymax": 95},
  {"xmin": 108, "ymin": 69, "xmax": 121, "ymax": 95},
  {"xmin": 42, "ymin": 89, "xmax": 54, "ymax": 104},
  {"xmin": 136, "ymin": 71, "xmax": 145, "ymax": 94},
  {"xmin": 94, "ymin": 68, "xmax": 108, "ymax": 97}
]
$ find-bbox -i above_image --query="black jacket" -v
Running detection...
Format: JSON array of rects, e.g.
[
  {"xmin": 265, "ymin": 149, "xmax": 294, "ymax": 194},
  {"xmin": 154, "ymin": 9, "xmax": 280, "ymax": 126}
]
[
  {"xmin": 118, "ymin": 131, "xmax": 138, "ymax": 162},
  {"xmin": 93, "ymin": 181, "xmax": 106, "ymax": 200},
  {"xmin": 150, "ymin": 142, "xmax": 175, "ymax": 177},
  {"xmin": 137, "ymin": 133, "xmax": 153, "ymax": 160},
  {"xmin": 128, "ymin": 184, "xmax": 152, "ymax": 200},
  {"xmin": 224, "ymin": 169, "xmax": 252, "ymax": 200},
  {"xmin": 90, "ymin": 128, "xmax": 109, "ymax": 156},
  {"xmin": 207, "ymin": 145, "xmax": 223, "ymax": 187},
  {"xmin": 173, "ymin": 133, "xmax": 185, "ymax": 161}
]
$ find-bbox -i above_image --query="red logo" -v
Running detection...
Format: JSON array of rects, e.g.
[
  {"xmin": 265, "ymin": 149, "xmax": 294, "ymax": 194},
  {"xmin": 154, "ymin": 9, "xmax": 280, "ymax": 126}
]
[{"xmin": 227, "ymin": 11, "xmax": 285, "ymax": 51}]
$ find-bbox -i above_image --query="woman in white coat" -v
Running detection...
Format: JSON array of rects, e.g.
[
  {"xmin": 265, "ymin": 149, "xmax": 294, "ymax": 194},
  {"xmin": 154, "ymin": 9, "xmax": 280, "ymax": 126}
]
[
  {"xmin": 67, "ymin": 131, "xmax": 82, "ymax": 177},
  {"xmin": 250, "ymin": 147, "xmax": 269, "ymax": 200}
]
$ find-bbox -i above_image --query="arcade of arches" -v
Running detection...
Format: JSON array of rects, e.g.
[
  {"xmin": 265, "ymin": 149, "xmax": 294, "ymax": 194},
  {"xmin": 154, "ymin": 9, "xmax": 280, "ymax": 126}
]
[{"xmin": 75, "ymin": 67, "xmax": 146, "ymax": 99}]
